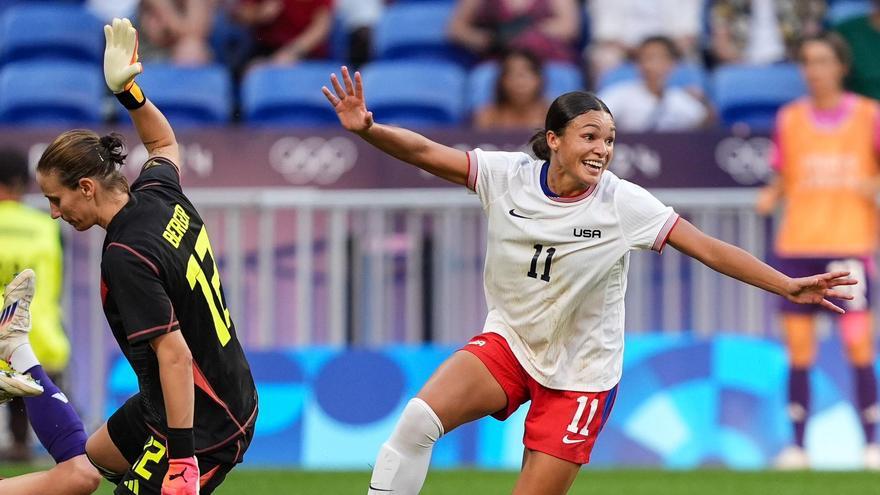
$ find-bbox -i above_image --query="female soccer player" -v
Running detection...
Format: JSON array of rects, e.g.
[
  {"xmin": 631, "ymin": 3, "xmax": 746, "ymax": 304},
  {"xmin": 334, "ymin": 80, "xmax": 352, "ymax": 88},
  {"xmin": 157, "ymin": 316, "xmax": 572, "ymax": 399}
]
[
  {"xmin": 757, "ymin": 32, "xmax": 880, "ymax": 469},
  {"xmin": 322, "ymin": 67, "xmax": 857, "ymax": 494},
  {"xmin": 35, "ymin": 18, "xmax": 258, "ymax": 495}
]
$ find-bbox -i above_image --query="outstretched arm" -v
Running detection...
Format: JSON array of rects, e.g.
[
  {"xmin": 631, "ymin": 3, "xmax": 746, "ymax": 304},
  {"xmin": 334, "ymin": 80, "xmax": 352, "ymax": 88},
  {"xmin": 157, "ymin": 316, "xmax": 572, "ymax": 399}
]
[
  {"xmin": 104, "ymin": 18, "xmax": 180, "ymax": 166},
  {"xmin": 667, "ymin": 218, "xmax": 856, "ymax": 313},
  {"xmin": 322, "ymin": 66, "xmax": 469, "ymax": 186}
]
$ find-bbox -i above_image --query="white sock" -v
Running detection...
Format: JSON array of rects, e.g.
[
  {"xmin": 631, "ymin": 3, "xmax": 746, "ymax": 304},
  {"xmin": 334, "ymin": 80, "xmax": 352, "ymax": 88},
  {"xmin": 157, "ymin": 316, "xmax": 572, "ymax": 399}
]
[
  {"xmin": 368, "ymin": 398, "xmax": 444, "ymax": 495},
  {"xmin": 9, "ymin": 343, "xmax": 39, "ymax": 373}
]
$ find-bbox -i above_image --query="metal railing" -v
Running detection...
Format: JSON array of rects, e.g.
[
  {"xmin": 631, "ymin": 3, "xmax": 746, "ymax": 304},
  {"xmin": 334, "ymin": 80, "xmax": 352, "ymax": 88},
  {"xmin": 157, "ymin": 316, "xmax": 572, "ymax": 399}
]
[{"xmin": 45, "ymin": 186, "xmax": 791, "ymax": 427}]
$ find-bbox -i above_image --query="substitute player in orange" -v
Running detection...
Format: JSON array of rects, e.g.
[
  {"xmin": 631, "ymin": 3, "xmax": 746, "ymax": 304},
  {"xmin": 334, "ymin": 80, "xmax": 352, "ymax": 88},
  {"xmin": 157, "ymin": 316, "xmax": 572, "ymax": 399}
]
[
  {"xmin": 323, "ymin": 66, "xmax": 858, "ymax": 494},
  {"xmin": 757, "ymin": 32, "xmax": 880, "ymax": 470}
]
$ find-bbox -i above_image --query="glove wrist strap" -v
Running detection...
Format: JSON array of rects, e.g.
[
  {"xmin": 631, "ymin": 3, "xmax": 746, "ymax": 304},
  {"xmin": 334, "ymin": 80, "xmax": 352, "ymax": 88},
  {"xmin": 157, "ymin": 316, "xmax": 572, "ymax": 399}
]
[
  {"xmin": 115, "ymin": 81, "xmax": 146, "ymax": 110},
  {"xmin": 166, "ymin": 427, "xmax": 194, "ymax": 459}
]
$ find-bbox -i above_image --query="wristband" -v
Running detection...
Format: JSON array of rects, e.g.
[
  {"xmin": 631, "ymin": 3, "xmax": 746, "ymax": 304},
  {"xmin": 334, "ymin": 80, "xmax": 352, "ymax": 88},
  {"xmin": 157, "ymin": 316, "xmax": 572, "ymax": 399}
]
[
  {"xmin": 166, "ymin": 427, "xmax": 194, "ymax": 459},
  {"xmin": 115, "ymin": 81, "xmax": 146, "ymax": 110}
]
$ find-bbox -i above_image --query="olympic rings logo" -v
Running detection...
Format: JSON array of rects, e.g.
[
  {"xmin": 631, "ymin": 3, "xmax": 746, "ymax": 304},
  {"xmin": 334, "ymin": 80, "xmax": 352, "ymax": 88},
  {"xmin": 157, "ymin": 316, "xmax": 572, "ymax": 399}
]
[{"xmin": 269, "ymin": 136, "xmax": 358, "ymax": 185}]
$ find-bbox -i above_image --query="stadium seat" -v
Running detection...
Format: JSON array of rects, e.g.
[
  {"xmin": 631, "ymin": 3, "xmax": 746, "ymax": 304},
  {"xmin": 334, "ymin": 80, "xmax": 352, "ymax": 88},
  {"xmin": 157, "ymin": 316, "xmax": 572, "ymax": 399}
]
[
  {"xmin": 826, "ymin": 0, "xmax": 873, "ymax": 25},
  {"xmin": 361, "ymin": 61, "xmax": 466, "ymax": 126},
  {"xmin": 116, "ymin": 64, "xmax": 232, "ymax": 126},
  {"xmin": 466, "ymin": 61, "xmax": 583, "ymax": 112},
  {"xmin": 241, "ymin": 62, "xmax": 341, "ymax": 126},
  {"xmin": 596, "ymin": 62, "xmax": 707, "ymax": 92},
  {"xmin": 374, "ymin": 2, "xmax": 471, "ymax": 64},
  {"xmin": 711, "ymin": 63, "xmax": 807, "ymax": 131},
  {"xmin": 0, "ymin": 4, "xmax": 103, "ymax": 66},
  {"xmin": 0, "ymin": 61, "xmax": 104, "ymax": 125}
]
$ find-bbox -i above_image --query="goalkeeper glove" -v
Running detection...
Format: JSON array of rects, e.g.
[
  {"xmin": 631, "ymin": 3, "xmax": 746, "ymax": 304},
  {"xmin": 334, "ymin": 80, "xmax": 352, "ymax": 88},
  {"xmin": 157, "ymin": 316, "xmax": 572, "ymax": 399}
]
[{"xmin": 103, "ymin": 17, "xmax": 146, "ymax": 109}]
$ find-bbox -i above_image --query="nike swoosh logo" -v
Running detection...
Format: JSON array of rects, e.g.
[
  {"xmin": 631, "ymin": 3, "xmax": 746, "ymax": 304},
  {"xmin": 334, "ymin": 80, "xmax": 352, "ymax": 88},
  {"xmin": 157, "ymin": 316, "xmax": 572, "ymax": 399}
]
[
  {"xmin": 369, "ymin": 484, "xmax": 394, "ymax": 492},
  {"xmin": 509, "ymin": 209, "xmax": 532, "ymax": 219},
  {"xmin": 562, "ymin": 435, "xmax": 586, "ymax": 444}
]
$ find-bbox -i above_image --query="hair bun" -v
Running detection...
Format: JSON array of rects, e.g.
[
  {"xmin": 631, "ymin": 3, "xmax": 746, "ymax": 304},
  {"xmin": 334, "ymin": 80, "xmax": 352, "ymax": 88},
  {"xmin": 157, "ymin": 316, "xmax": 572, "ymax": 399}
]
[{"xmin": 98, "ymin": 132, "xmax": 127, "ymax": 167}]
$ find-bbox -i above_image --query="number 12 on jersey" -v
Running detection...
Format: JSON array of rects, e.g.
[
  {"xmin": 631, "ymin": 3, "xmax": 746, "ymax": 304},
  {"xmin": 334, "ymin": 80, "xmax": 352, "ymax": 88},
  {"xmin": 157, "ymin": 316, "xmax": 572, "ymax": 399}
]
[{"xmin": 527, "ymin": 244, "xmax": 556, "ymax": 282}]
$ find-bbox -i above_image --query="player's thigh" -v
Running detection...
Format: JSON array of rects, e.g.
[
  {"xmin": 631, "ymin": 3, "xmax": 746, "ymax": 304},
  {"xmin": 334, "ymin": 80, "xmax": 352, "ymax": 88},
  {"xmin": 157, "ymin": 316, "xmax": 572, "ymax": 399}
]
[
  {"xmin": 85, "ymin": 423, "xmax": 130, "ymax": 475},
  {"xmin": 0, "ymin": 454, "xmax": 100, "ymax": 495},
  {"xmin": 841, "ymin": 311, "xmax": 875, "ymax": 365},
  {"xmin": 417, "ymin": 350, "xmax": 508, "ymax": 433},
  {"xmin": 513, "ymin": 449, "xmax": 580, "ymax": 495},
  {"xmin": 782, "ymin": 313, "xmax": 817, "ymax": 367}
]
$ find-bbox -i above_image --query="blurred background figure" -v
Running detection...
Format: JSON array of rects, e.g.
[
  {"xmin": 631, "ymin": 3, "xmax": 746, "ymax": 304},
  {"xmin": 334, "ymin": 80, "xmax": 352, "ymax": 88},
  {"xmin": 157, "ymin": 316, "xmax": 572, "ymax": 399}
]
[
  {"xmin": 473, "ymin": 49, "xmax": 549, "ymax": 130},
  {"xmin": 756, "ymin": 32, "xmax": 880, "ymax": 470},
  {"xmin": 708, "ymin": 0, "xmax": 825, "ymax": 66},
  {"xmin": 447, "ymin": 0, "xmax": 580, "ymax": 63},
  {"xmin": 834, "ymin": 0, "xmax": 880, "ymax": 101},
  {"xmin": 336, "ymin": 0, "xmax": 384, "ymax": 68},
  {"xmin": 0, "ymin": 149, "xmax": 68, "ymax": 463},
  {"xmin": 233, "ymin": 0, "xmax": 333, "ymax": 67},
  {"xmin": 598, "ymin": 36, "xmax": 712, "ymax": 132},
  {"xmin": 136, "ymin": 0, "xmax": 216, "ymax": 65},
  {"xmin": 586, "ymin": 0, "xmax": 703, "ymax": 85}
]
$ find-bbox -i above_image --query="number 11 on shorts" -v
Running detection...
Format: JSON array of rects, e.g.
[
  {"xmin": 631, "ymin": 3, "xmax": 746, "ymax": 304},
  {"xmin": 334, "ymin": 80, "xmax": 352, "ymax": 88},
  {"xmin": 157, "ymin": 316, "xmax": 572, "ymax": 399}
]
[{"xmin": 567, "ymin": 396, "xmax": 599, "ymax": 436}]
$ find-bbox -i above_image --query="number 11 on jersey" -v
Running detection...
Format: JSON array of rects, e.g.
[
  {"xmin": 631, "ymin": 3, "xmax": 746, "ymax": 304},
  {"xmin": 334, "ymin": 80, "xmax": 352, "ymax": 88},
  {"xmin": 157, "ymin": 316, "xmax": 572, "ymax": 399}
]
[{"xmin": 527, "ymin": 244, "xmax": 556, "ymax": 282}]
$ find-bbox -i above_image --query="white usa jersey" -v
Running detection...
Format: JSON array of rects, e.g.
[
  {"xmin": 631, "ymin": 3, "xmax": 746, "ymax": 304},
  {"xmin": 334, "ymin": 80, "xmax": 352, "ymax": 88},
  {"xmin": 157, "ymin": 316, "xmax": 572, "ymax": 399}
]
[{"xmin": 466, "ymin": 149, "xmax": 679, "ymax": 392}]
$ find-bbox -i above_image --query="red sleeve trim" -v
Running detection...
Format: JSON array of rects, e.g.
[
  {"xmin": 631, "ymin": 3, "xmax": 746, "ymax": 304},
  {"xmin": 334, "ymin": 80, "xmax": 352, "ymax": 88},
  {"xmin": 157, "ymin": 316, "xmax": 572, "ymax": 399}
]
[
  {"xmin": 652, "ymin": 213, "xmax": 681, "ymax": 253},
  {"xmin": 466, "ymin": 150, "xmax": 479, "ymax": 192},
  {"xmin": 127, "ymin": 320, "xmax": 180, "ymax": 341},
  {"xmin": 106, "ymin": 242, "xmax": 160, "ymax": 276}
]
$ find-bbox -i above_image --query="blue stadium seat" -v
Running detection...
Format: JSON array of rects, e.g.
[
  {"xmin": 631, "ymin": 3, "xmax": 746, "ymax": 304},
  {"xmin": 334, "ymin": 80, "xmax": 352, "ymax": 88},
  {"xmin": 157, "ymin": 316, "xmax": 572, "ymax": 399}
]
[
  {"xmin": 374, "ymin": 2, "xmax": 470, "ymax": 64},
  {"xmin": 0, "ymin": 4, "xmax": 103, "ymax": 66},
  {"xmin": 711, "ymin": 63, "xmax": 807, "ymax": 131},
  {"xmin": 117, "ymin": 64, "xmax": 232, "ymax": 126},
  {"xmin": 597, "ymin": 63, "xmax": 707, "ymax": 92},
  {"xmin": 0, "ymin": 61, "xmax": 104, "ymax": 125},
  {"xmin": 827, "ymin": 0, "xmax": 873, "ymax": 25},
  {"xmin": 467, "ymin": 61, "xmax": 583, "ymax": 112},
  {"xmin": 242, "ymin": 62, "xmax": 341, "ymax": 126},
  {"xmin": 361, "ymin": 61, "xmax": 466, "ymax": 126}
]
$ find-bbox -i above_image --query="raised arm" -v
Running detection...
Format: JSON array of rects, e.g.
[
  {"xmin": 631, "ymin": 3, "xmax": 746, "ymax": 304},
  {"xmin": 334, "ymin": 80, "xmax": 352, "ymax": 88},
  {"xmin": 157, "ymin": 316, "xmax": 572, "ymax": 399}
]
[
  {"xmin": 103, "ymin": 18, "xmax": 180, "ymax": 166},
  {"xmin": 667, "ymin": 218, "xmax": 855, "ymax": 313},
  {"xmin": 322, "ymin": 66, "xmax": 469, "ymax": 186}
]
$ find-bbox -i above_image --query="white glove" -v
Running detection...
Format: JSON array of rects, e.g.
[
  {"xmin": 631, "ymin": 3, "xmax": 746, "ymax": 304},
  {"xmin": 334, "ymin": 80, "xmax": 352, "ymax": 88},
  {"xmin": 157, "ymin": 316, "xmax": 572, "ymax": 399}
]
[{"xmin": 103, "ymin": 17, "xmax": 143, "ymax": 94}]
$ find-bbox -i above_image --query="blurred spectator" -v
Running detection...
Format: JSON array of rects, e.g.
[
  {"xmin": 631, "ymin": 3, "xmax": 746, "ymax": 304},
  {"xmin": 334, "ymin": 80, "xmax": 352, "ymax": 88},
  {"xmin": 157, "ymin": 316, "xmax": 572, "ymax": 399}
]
[
  {"xmin": 474, "ymin": 49, "xmax": 549, "ymax": 130},
  {"xmin": 0, "ymin": 149, "xmax": 68, "ymax": 463},
  {"xmin": 598, "ymin": 36, "xmax": 711, "ymax": 132},
  {"xmin": 447, "ymin": 0, "xmax": 580, "ymax": 63},
  {"xmin": 756, "ymin": 32, "xmax": 880, "ymax": 470},
  {"xmin": 835, "ymin": 0, "xmax": 880, "ymax": 101},
  {"xmin": 337, "ymin": 0, "xmax": 384, "ymax": 68},
  {"xmin": 586, "ymin": 0, "xmax": 703, "ymax": 84},
  {"xmin": 708, "ymin": 0, "xmax": 825, "ymax": 66},
  {"xmin": 135, "ymin": 0, "xmax": 215, "ymax": 65},
  {"xmin": 234, "ymin": 0, "xmax": 333, "ymax": 66}
]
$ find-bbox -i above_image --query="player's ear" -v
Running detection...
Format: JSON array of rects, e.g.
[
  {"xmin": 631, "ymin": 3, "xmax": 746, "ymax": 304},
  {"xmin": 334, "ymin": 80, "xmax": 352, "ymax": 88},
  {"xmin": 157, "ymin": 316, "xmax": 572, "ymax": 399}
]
[
  {"xmin": 78, "ymin": 177, "xmax": 96, "ymax": 200},
  {"xmin": 546, "ymin": 130, "xmax": 560, "ymax": 153}
]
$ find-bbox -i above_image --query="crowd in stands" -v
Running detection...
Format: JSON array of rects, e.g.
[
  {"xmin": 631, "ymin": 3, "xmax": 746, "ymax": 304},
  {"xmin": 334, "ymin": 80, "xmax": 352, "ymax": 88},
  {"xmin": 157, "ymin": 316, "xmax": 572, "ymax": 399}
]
[{"xmin": 0, "ymin": 0, "xmax": 876, "ymax": 131}]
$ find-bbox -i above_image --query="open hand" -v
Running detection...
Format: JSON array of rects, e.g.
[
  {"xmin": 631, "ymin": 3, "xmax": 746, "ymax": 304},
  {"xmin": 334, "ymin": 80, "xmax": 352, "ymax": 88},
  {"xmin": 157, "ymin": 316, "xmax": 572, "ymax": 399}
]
[
  {"xmin": 785, "ymin": 270, "xmax": 857, "ymax": 314},
  {"xmin": 322, "ymin": 66, "xmax": 373, "ymax": 133},
  {"xmin": 103, "ymin": 18, "xmax": 143, "ymax": 93}
]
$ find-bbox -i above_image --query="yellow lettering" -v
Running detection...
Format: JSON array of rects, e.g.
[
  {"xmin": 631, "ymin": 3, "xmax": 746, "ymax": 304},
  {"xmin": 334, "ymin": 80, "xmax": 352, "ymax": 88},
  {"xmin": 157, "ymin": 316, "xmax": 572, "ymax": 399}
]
[{"xmin": 161, "ymin": 204, "xmax": 190, "ymax": 249}]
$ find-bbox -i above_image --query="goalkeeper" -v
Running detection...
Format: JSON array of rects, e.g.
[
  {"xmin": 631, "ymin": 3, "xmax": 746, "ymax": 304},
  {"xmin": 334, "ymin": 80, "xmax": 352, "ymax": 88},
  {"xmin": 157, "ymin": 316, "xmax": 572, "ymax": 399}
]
[{"xmin": 32, "ymin": 17, "xmax": 258, "ymax": 495}]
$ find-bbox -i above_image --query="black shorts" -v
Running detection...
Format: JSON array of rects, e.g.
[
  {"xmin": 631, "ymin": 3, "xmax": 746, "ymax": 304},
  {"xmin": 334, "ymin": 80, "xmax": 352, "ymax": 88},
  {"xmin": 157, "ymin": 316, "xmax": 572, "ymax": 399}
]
[{"xmin": 106, "ymin": 394, "xmax": 254, "ymax": 495}]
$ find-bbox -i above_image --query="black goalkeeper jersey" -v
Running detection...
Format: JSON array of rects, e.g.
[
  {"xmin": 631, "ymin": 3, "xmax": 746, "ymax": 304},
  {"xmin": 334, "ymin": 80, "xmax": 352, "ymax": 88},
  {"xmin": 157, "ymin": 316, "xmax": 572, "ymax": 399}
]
[{"xmin": 100, "ymin": 157, "xmax": 257, "ymax": 454}]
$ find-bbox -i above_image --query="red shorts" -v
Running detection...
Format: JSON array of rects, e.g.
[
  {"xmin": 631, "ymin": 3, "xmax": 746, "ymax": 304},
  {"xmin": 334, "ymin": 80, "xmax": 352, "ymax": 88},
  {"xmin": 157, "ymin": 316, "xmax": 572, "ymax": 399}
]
[{"xmin": 460, "ymin": 332, "xmax": 618, "ymax": 465}]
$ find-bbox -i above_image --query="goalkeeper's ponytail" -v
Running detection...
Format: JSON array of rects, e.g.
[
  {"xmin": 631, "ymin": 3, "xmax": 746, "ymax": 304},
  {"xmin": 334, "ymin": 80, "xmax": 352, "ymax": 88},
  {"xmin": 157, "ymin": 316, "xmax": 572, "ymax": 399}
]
[{"xmin": 37, "ymin": 129, "xmax": 129, "ymax": 193}]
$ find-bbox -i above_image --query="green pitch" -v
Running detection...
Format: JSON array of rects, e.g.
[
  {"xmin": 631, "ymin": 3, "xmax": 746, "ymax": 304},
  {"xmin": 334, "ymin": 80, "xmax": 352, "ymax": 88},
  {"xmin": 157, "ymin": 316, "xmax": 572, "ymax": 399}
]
[{"xmin": 1, "ymin": 466, "xmax": 877, "ymax": 494}]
